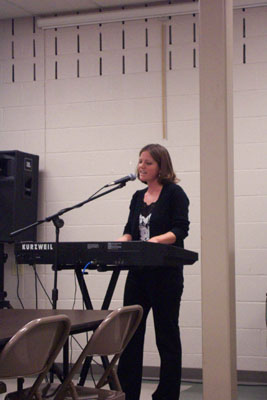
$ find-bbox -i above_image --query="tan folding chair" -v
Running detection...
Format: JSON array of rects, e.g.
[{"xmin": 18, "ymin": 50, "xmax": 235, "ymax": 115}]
[
  {"xmin": 0, "ymin": 314, "xmax": 71, "ymax": 400},
  {"xmin": 38, "ymin": 305, "xmax": 143, "ymax": 400}
]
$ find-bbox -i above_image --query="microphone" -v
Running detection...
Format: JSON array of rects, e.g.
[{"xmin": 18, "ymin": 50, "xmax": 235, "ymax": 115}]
[{"xmin": 105, "ymin": 173, "xmax": 136, "ymax": 187}]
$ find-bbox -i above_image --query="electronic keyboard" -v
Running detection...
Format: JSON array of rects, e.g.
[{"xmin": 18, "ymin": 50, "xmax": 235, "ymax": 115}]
[{"xmin": 14, "ymin": 241, "xmax": 198, "ymax": 270}]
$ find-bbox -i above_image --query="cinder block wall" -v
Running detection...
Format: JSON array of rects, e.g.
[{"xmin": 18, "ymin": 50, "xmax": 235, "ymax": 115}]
[{"xmin": 0, "ymin": 6, "xmax": 266, "ymax": 374}]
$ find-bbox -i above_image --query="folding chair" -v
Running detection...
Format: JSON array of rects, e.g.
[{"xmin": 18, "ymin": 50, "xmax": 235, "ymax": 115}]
[
  {"xmin": 36, "ymin": 305, "xmax": 143, "ymax": 400},
  {"xmin": 0, "ymin": 314, "xmax": 71, "ymax": 400}
]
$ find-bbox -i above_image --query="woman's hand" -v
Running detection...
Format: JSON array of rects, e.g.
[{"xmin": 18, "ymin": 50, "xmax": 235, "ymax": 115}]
[
  {"xmin": 148, "ymin": 231, "xmax": 176, "ymax": 245},
  {"xmin": 116, "ymin": 234, "xmax": 132, "ymax": 242},
  {"xmin": 148, "ymin": 236, "xmax": 160, "ymax": 243}
]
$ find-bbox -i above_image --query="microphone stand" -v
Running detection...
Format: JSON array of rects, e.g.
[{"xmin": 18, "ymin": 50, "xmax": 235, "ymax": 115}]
[
  {"xmin": 10, "ymin": 182, "xmax": 127, "ymax": 309},
  {"xmin": 51, "ymin": 215, "xmax": 64, "ymax": 309}
]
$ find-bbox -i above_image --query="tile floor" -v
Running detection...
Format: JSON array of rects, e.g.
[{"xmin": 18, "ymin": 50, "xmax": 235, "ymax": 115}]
[
  {"xmin": 1, "ymin": 378, "xmax": 267, "ymax": 400},
  {"xmin": 140, "ymin": 379, "xmax": 267, "ymax": 400}
]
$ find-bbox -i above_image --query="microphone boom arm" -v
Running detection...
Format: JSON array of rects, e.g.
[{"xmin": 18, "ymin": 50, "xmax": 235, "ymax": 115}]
[{"xmin": 10, "ymin": 182, "xmax": 126, "ymax": 238}]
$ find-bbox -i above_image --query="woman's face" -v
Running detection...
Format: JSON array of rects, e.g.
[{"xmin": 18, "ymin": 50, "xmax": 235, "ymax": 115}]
[{"xmin": 138, "ymin": 151, "xmax": 160, "ymax": 184}]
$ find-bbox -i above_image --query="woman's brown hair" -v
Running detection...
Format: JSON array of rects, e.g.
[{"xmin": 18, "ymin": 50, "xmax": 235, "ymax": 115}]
[{"xmin": 138, "ymin": 143, "xmax": 178, "ymax": 184}]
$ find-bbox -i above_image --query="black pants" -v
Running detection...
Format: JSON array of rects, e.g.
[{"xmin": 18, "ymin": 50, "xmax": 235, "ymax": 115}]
[{"xmin": 117, "ymin": 268, "xmax": 184, "ymax": 400}]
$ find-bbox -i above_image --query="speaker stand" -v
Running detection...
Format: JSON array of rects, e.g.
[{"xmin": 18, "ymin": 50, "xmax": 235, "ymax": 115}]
[{"xmin": 0, "ymin": 243, "xmax": 12, "ymax": 309}]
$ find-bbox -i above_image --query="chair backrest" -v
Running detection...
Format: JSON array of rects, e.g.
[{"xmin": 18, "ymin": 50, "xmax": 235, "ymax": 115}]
[
  {"xmin": 85, "ymin": 305, "xmax": 143, "ymax": 356},
  {"xmin": 54, "ymin": 305, "xmax": 143, "ymax": 399},
  {"xmin": 0, "ymin": 314, "xmax": 71, "ymax": 379}
]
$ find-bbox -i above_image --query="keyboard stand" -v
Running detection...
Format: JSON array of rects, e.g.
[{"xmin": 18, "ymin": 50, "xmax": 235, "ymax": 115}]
[
  {"xmin": 71, "ymin": 266, "xmax": 120, "ymax": 387},
  {"xmin": 75, "ymin": 268, "xmax": 93, "ymax": 310},
  {"xmin": 56, "ymin": 265, "xmax": 121, "ymax": 311}
]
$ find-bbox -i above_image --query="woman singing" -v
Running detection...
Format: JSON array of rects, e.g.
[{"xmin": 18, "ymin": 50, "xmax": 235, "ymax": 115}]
[{"xmin": 117, "ymin": 144, "xmax": 190, "ymax": 400}]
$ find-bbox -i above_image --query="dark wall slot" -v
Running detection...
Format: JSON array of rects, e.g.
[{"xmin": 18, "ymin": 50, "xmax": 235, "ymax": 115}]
[
  {"xmin": 243, "ymin": 43, "xmax": 246, "ymax": 64},
  {"xmin": 77, "ymin": 34, "xmax": 80, "ymax": 53},
  {"xmin": 122, "ymin": 55, "xmax": 125, "ymax": 74},
  {"xmin": 55, "ymin": 37, "xmax": 58, "ymax": 55},
  {"xmin": 99, "ymin": 57, "xmax": 102, "ymax": 75},
  {"xmin": 122, "ymin": 29, "xmax": 125, "ymax": 49},
  {"xmin": 169, "ymin": 51, "xmax": 172, "ymax": 70},
  {"xmin": 169, "ymin": 25, "xmax": 172, "ymax": 45},
  {"xmin": 33, "ymin": 39, "xmax": 36, "ymax": 57},
  {"xmin": 33, "ymin": 17, "xmax": 36, "ymax": 33},
  {"xmin": 99, "ymin": 32, "xmax": 102, "ymax": 51}
]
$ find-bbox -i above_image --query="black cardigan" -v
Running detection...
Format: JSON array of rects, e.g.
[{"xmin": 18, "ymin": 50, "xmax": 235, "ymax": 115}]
[{"xmin": 123, "ymin": 183, "xmax": 190, "ymax": 248}]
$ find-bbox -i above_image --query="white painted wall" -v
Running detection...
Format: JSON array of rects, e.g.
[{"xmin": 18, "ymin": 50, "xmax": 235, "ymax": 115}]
[{"xmin": 0, "ymin": 7, "xmax": 266, "ymax": 372}]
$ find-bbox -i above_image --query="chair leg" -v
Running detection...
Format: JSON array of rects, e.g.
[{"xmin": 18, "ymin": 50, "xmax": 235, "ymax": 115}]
[
  {"xmin": 51, "ymin": 381, "xmax": 78, "ymax": 400},
  {"xmin": 97, "ymin": 368, "xmax": 122, "ymax": 390},
  {"xmin": 34, "ymin": 392, "xmax": 43, "ymax": 400},
  {"xmin": 67, "ymin": 381, "xmax": 79, "ymax": 400},
  {"xmin": 96, "ymin": 355, "xmax": 122, "ymax": 391},
  {"xmin": 17, "ymin": 378, "xmax": 24, "ymax": 391},
  {"xmin": 0, "ymin": 381, "xmax": 7, "ymax": 394}
]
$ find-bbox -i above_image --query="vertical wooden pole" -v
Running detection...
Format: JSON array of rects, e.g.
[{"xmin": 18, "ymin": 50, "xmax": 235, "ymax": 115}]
[{"xmin": 199, "ymin": 0, "xmax": 237, "ymax": 399}]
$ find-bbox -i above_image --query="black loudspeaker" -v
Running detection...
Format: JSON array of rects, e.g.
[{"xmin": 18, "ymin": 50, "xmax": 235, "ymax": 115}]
[{"xmin": 0, "ymin": 150, "xmax": 39, "ymax": 243}]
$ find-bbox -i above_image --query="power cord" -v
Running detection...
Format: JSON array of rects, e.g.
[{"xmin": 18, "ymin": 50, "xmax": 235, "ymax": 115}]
[
  {"xmin": 16, "ymin": 262, "xmax": 24, "ymax": 308},
  {"xmin": 31, "ymin": 264, "xmax": 53, "ymax": 307}
]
